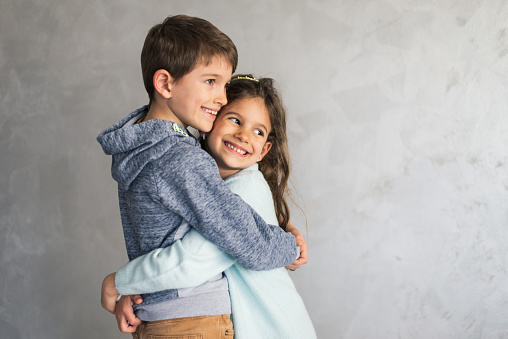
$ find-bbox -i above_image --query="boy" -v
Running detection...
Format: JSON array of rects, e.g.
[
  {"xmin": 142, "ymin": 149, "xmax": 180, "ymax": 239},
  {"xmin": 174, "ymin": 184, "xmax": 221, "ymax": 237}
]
[{"xmin": 97, "ymin": 15, "xmax": 301, "ymax": 338}]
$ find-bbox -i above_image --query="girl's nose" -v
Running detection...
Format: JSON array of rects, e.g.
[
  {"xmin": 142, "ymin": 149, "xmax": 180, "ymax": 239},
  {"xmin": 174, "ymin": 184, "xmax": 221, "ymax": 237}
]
[{"xmin": 235, "ymin": 130, "xmax": 249, "ymax": 143}]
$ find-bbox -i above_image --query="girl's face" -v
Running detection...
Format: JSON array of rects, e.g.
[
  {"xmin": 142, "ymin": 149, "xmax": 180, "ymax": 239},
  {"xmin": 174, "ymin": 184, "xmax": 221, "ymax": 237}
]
[{"xmin": 205, "ymin": 97, "xmax": 272, "ymax": 179}]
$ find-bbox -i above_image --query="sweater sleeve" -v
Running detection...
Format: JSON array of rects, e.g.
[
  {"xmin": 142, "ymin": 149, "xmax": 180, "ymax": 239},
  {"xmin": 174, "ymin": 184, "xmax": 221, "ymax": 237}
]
[
  {"xmin": 115, "ymin": 229, "xmax": 235, "ymax": 295},
  {"xmin": 153, "ymin": 146, "xmax": 298, "ymax": 270},
  {"xmin": 224, "ymin": 169, "xmax": 279, "ymax": 226}
]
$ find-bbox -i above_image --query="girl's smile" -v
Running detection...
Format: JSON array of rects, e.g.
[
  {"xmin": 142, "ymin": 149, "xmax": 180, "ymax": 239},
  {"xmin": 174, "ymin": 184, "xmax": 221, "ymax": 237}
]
[{"xmin": 224, "ymin": 141, "xmax": 249, "ymax": 156}]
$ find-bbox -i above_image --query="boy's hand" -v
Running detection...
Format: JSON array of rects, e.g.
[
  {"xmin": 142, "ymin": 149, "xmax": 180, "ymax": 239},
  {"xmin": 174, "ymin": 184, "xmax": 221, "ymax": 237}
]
[
  {"xmin": 285, "ymin": 221, "xmax": 308, "ymax": 270},
  {"xmin": 101, "ymin": 272, "xmax": 120, "ymax": 313},
  {"xmin": 115, "ymin": 295, "xmax": 143, "ymax": 333}
]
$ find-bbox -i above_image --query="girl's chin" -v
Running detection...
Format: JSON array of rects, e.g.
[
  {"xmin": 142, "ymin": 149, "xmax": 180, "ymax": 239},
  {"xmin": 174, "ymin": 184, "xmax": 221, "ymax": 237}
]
[{"xmin": 218, "ymin": 160, "xmax": 254, "ymax": 171}]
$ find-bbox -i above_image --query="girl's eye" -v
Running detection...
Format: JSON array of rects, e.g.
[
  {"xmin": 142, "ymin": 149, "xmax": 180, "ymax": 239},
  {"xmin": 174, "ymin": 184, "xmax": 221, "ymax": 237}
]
[
  {"xmin": 205, "ymin": 79, "xmax": 215, "ymax": 85},
  {"xmin": 254, "ymin": 129, "xmax": 264, "ymax": 136},
  {"xmin": 228, "ymin": 117, "xmax": 240, "ymax": 124}
]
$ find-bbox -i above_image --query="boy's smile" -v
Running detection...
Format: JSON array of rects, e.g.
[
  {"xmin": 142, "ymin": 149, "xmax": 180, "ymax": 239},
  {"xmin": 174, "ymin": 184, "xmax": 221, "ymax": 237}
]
[
  {"xmin": 205, "ymin": 97, "xmax": 272, "ymax": 179},
  {"xmin": 164, "ymin": 56, "xmax": 232, "ymax": 132}
]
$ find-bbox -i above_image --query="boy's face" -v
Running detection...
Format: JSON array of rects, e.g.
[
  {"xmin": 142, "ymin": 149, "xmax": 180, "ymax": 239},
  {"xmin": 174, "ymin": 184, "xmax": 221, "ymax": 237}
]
[
  {"xmin": 167, "ymin": 56, "xmax": 232, "ymax": 132},
  {"xmin": 205, "ymin": 97, "xmax": 272, "ymax": 179}
]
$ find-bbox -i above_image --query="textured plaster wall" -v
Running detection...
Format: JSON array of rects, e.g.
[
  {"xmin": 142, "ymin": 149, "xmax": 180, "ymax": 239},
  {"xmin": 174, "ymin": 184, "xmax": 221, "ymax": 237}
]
[{"xmin": 1, "ymin": 1, "xmax": 507, "ymax": 338}]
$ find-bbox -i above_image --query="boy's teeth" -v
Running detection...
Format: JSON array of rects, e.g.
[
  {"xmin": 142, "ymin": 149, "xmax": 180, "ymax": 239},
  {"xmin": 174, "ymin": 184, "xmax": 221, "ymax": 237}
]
[
  {"xmin": 226, "ymin": 142, "xmax": 246, "ymax": 155},
  {"xmin": 203, "ymin": 108, "xmax": 217, "ymax": 115}
]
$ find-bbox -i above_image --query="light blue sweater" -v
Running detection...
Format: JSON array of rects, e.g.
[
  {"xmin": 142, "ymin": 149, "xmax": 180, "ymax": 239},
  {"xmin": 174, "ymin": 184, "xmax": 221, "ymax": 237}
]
[{"xmin": 115, "ymin": 164, "xmax": 316, "ymax": 338}]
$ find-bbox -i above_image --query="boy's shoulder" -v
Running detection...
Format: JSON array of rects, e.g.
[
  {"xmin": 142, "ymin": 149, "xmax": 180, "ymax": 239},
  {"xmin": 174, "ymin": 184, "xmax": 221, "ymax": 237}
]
[
  {"xmin": 154, "ymin": 139, "xmax": 218, "ymax": 178},
  {"xmin": 159, "ymin": 140, "xmax": 212, "ymax": 166},
  {"xmin": 97, "ymin": 106, "xmax": 216, "ymax": 190}
]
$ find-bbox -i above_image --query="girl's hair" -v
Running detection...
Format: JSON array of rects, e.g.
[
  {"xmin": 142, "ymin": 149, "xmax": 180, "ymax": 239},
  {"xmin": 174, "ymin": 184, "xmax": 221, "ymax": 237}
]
[{"xmin": 224, "ymin": 74, "xmax": 292, "ymax": 230}]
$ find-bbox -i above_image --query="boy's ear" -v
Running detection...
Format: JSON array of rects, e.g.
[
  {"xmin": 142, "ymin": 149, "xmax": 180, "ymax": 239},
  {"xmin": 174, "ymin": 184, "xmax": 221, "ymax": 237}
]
[
  {"xmin": 153, "ymin": 69, "xmax": 174, "ymax": 99},
  {"xmin": 259, "ymin": 141, "xmax": 272, "ymax": 161}
]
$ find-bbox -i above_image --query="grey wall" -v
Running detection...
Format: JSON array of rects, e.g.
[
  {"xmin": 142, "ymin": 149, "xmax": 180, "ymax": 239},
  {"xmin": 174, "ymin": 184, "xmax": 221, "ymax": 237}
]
[{"xmin": 1, "ymin": 1, "xmax": 507, "ymax": 338}]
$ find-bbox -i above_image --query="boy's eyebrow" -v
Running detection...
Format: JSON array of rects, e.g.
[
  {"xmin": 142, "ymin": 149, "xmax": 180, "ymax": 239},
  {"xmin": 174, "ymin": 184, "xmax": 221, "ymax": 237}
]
[{"xmin": 202, "ymin": 73, "xmax": 226, "ymax": 78}]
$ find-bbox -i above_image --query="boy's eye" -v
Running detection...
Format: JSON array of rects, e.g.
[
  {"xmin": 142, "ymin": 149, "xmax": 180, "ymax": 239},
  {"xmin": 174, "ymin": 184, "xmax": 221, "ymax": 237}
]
[
  {"xmin": 228, "ymin": 117, "xmax": 240, "ymax": 124},
  {"xmin": 205, "ymin": 79, "xmax": 215, "ymax": 85}
]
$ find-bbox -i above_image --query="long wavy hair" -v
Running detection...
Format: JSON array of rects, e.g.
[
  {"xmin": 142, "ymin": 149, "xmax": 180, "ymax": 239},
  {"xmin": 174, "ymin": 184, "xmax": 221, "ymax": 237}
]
[{"xmin": 223, "ymin": 74, "xmax": 292, "ymax": 230}]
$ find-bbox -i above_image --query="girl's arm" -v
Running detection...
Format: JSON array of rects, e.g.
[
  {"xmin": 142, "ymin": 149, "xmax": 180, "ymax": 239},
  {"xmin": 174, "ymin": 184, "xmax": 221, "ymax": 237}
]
[
  {"xmin": 101, "ymin": 166, "xmax": 304, "ymax": 313},
  {"xmin": 115, "ymin": 229, "xmax": 235, "ymax": 295},
  {"xmin": 101, "ymin": 223, "xmax": 308, "ymax": 314},
  {"xmin": 101, "ymin": 229, "xmax": 236, "ymax": 314}
]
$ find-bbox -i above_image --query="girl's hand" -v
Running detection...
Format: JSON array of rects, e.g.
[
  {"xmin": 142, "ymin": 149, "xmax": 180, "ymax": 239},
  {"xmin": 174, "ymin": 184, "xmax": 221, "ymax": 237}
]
[
  {"xmin": 285, "ymin": 221, "xmax": 308, "ymax": 270},
  {"xmin": 115, "ymin": 295, "xmax": 143, "ymax": 333},
  {"xmin": 101, "ymin": 272, "xmax": 120, "ymax": 313}
]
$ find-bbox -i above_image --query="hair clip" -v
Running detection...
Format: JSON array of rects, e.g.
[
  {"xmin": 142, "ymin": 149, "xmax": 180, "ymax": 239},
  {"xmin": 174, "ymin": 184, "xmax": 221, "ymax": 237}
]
[{"xmin": 230, "ymin": 76, "xmax": 259, "ymax": 82}]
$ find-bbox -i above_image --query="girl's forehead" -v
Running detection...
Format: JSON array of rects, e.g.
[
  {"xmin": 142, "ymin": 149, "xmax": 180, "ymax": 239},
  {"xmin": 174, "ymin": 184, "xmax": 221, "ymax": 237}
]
[
  {"xmin": 224, "ymin": 97, "xmax": 265, "ymax": 112},
  {"xmin": 221, "ymin": 97, "xmax": 271, "ymax": 130}
]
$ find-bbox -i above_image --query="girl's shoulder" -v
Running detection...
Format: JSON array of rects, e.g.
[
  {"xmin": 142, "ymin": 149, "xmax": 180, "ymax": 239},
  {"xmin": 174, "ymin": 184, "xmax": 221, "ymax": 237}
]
[
  {"xmin": 225, "ymin": 164, "xmax": 278, "ymax": 225},
  {"xmin": 225, "ymin": 164, "xmax": 267, "ymax": 189}
]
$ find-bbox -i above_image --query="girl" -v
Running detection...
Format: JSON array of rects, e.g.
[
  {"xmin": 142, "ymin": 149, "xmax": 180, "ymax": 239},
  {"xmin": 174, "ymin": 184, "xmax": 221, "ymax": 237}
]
[{"xmin": 102, "ymin": 75, "xmax": 316, "ymax": 338}]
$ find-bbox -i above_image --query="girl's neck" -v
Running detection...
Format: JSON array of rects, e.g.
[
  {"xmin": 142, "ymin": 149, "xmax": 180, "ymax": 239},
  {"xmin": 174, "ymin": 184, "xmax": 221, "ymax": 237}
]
[
  {"xmin": 203, "ymin": 143, "xmax": 242, "ymax": 180},
  {"xmin": 218, "ymin": 167, "xmax": 240, "ymax": 180}
]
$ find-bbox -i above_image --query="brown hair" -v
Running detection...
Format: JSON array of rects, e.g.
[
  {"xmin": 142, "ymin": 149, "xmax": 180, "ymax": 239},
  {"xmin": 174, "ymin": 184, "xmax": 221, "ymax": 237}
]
[
  {"xmin": 223, "ymin": 75, "xmax": 293, "ymax": 230},
  {"xmin": 141, "ymin": 15, "xmax": 238, "ymax": 104}
]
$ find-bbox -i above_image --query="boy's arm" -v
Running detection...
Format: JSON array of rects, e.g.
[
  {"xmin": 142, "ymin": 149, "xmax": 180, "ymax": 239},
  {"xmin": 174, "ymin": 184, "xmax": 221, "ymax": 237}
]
[
  {"xmin": 156, "ymin": 146, "xmax": 299, "ymax": 270},
  {"xmin": 285, "ymin": 221, "xmax": 308, "ymax": 270},
  {"xmin": 102, "ymin": 225, "xmax": 306, "ymax": 330},
  {"xmin": 103, "ymin": 168, "xmax": 305, "ymax": 303},
  {"xmin": 226, "ymin": 172, "xmax": 308, "ymax": 270}
]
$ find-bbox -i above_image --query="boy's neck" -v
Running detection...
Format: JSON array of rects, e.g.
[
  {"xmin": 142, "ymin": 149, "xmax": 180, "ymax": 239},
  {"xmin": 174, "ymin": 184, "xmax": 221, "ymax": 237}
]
[{"xmin": 144, "ymin": 100, "xmax": 186, "ymax": 128}]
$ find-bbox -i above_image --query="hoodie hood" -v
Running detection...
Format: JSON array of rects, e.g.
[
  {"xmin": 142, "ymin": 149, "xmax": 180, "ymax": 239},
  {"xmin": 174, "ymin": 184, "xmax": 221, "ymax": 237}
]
[{"xmin": 97, "ymin": 106, "xmax": 200, "ymax": 190}]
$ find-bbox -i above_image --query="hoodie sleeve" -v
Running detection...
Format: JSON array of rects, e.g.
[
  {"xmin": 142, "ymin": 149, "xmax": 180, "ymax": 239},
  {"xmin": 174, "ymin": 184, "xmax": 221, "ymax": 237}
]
[
  {"xmin": 114, "ymin": 166, "xmax": 290, "ymax": 295},
  {"xmin": 152, "ymin": 145, "xmax": 299, "ymax": 270}
]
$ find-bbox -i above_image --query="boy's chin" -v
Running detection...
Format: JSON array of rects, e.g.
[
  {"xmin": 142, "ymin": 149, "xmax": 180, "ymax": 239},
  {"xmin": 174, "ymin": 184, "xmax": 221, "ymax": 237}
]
[{"xmin": 196, "ymin": 122, "xmax": 214, "ymax": 133}]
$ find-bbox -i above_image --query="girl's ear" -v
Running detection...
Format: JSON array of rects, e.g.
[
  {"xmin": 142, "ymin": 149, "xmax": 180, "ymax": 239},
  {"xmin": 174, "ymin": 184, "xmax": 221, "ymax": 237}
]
[
  {"xmin": 259, "ymin": 141, "xmax": 272, "ymax": 161},
  {"xmin": 153, "ymin": 69, "xmax": 173, "ymax": 99}
]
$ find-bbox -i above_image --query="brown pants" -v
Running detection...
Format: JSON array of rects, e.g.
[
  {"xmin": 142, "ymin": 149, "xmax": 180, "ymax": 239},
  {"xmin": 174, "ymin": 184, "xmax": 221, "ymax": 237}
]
[{"xmin": 132, "ymin": 314, "xmax": 234, "ymax": 339}]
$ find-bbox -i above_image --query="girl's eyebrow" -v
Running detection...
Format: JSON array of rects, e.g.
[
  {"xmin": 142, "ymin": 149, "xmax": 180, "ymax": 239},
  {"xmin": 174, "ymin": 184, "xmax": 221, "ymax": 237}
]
[
  {"xmin": 223, "ymin": 111, "xmax": 269, "ymax": 132},
  {"xmin": 256, "ymin": 123, "xmax": 269, "ymax": 133},
  {"xmin": 223, "ymin": 111, "xmax": 240, "ymax": 117},
  {"xmin": 252, "ymin": 119, "xmax": 269, "ymax": 132}
]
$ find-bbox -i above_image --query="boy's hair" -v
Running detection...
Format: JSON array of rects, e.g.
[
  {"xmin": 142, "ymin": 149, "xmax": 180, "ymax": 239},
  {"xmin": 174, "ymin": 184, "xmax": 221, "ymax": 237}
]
[
  {"xmin": 224, "ymin": 75, "xmax": 293, "ymax": 230},
  {"xmin": 141, "ymin": 15, "xmax": 238, "ymax": 104}
]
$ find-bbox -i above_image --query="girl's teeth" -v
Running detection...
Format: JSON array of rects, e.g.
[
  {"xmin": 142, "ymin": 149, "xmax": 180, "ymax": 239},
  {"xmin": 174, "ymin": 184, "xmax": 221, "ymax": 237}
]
[{"xmin": 226, "ymin": 143, "xmax": 246, "ymax": 155}]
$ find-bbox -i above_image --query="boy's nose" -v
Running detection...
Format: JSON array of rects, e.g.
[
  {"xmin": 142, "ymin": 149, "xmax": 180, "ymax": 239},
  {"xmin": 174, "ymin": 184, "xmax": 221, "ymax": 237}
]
[{"xmin": 214, "ymin": 87, "xmax": 227, "ymax": 107}]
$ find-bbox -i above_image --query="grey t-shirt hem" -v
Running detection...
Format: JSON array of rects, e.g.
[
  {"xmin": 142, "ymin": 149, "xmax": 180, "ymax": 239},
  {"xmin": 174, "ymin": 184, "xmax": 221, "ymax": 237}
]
[{"xmin": 135, "ymin": 289, "xmax": 232, "ymax": 321}]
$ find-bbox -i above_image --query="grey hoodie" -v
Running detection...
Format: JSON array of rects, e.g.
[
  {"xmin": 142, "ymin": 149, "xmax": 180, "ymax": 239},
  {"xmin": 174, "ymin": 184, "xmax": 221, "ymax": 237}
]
[{"xmin": 97, "ymin": 106, "xmax": 298, "ymax": 320}]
